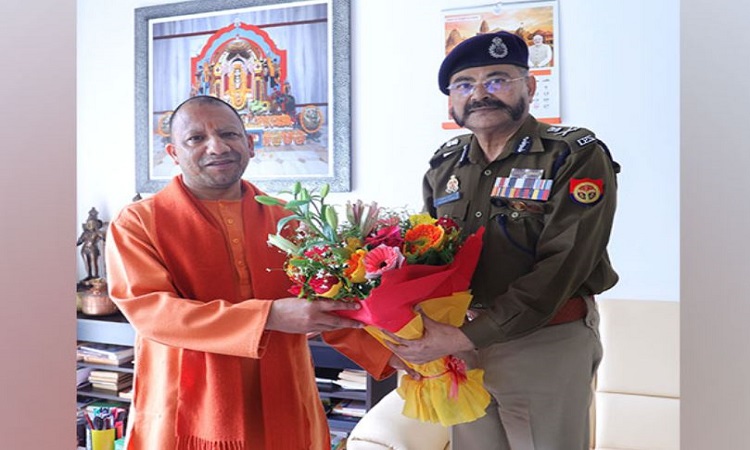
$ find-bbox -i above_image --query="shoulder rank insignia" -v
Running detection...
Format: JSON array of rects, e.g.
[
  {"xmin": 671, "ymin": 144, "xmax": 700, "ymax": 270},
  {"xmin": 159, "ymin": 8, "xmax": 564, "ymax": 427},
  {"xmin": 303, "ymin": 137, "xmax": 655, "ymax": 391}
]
[
  {"xmin": 430, "ymin": 135, "xmax": 471, "ymax": 168},
  {"xmin": 570, "ymin": 178, "xmax": 603, "ymax": 205},
  {"xmin": 442, "ymin": 138, "xmax": 460, "ymax": 148},
  {"xmin": 576, "ymin": 134, "xmax": 596, "ymax": 147},
  {"xmin": 543, "ymin": 125, "xmax": 598, "ymax": 153},
  {"xmin": 546, "ymin": 126, "xmax": 580, "ymax": 137}
]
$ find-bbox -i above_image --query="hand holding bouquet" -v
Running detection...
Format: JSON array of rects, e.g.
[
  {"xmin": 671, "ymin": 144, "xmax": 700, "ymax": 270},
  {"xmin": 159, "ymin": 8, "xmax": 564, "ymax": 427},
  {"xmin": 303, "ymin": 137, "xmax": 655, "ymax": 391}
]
[{"xmin": 256, "ymin": 183, "xmax": 489, "ymax": 425}]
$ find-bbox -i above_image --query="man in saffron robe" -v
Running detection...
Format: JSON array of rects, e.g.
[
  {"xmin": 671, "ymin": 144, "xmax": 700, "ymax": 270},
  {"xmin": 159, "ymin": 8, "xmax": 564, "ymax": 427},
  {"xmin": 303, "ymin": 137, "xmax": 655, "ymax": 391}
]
[{"xmin": 106, "ymin": 96, "xmax": 398, "ymax": 450}]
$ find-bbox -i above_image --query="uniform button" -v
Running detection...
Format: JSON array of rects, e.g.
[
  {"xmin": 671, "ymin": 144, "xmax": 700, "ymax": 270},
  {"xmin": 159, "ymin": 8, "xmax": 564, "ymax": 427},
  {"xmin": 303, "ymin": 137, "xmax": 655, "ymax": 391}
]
[
  {"xmin": 474, "ymin": 303, "xmax": 483, "ymax": 308},
  {"xmin": 237, "ymin": 260, "xmax": 245, "ymax": 266},
  {"xmin": 483, "ymin": 169, "xmax": 492, "ymax": 176},
  {"xmin": 232, "ymin": 238, "xmax": 240, "ymax": 244},
  {"xmin": 510, "ymin": 211, "xmax": 520, "ymax": 219},
  {"xmin": 475, "ymin": 211, "xmax": 482, "ymax": 218},
  {"xmin": 226, "ymin": 218, "xmax": 235, "ymax": 224}
]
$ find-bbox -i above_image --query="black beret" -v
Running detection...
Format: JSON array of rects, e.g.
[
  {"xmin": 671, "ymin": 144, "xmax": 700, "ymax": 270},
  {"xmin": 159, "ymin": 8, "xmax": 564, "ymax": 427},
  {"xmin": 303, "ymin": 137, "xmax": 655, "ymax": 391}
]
[{"xmin": 438, "ymin": 31, "xmax": 529, "ymax": 95}]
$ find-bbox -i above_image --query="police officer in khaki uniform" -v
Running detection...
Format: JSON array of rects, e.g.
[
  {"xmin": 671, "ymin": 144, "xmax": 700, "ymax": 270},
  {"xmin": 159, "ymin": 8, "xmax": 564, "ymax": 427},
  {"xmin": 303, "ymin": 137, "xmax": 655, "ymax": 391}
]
[{"xmin": 386, "ymin": 31, "xmax": 620, "ymax": 449}]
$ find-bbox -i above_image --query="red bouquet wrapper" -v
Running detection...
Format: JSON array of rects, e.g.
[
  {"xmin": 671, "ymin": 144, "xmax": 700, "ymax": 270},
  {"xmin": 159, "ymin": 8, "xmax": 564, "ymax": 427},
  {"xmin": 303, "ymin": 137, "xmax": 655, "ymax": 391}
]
[{"xmin": 335, "ymin": 227, "xmax": 485, "ymax": 331}]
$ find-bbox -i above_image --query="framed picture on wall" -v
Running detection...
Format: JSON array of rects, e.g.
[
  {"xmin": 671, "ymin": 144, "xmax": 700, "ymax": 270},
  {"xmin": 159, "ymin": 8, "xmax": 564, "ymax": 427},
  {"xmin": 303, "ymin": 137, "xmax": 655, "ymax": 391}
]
[{"xmin": 135, "ymin": 0, "xmax": 351, "ymax": 194}]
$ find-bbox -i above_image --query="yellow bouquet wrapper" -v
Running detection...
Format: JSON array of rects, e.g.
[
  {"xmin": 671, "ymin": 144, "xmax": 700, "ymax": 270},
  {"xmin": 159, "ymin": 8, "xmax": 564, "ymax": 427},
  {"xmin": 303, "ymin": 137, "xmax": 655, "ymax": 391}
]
[{"xmin": 365, "ymin": 291, "xmax": 491, "ymax": 426}]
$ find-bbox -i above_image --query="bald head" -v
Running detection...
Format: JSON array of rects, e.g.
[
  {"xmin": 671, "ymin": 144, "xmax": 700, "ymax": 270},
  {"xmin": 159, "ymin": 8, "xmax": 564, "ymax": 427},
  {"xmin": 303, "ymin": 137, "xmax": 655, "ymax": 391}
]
[
  {"xmin": 164, "ymin": 95, "xmax": 254, "ymax": 200},
  {"xmin": 169, "ymin": 96, "xmax": 244, "ymax": 143}
]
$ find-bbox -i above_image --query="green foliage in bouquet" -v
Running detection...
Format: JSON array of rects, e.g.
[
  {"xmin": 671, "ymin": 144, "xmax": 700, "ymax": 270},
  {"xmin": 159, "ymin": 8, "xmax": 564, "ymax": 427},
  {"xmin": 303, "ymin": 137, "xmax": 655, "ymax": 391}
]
[{"xmin": 256, "ymin": 182, "xmax": 465, "ymax": 301}]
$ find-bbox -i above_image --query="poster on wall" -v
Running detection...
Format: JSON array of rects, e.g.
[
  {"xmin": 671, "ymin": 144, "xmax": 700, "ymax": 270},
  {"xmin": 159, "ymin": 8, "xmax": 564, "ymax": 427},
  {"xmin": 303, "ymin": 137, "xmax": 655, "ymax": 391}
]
[
  {"xmin": 134, "ymin": 0, "xmax": 351, "ymax": 194},
  {"xmin": 442, "ymin": 0, "xmax": 560, "ymax": 129}
]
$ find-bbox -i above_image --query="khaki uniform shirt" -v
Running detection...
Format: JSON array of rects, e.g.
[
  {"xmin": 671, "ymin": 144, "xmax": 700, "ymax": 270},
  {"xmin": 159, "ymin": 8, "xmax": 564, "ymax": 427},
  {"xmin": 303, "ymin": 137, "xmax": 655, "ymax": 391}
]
[{"xmin": 423, "ymin": 116, "xmax": 619, "ymax": 348}]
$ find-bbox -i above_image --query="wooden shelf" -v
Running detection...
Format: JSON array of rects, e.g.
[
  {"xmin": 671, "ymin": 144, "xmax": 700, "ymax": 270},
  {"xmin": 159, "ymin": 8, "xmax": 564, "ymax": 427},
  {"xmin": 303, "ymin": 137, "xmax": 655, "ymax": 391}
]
[
  {"xmin": 308, "ymin": 338, "xmax": 361, "ymax": 370},
  {"xmin": 318, "ymin": 389, "xmax": 366, "ymax": 402},
  {"xmin": 77, "ymin": 312, "xmax": 134, "ymax": 346},
  {"xmin": 327, "ymin": 415, "xmax": 360, "ymax": 433},
  {"xmin": 77, "ymin": 384, "xmax": 131, "ymax": 403}
]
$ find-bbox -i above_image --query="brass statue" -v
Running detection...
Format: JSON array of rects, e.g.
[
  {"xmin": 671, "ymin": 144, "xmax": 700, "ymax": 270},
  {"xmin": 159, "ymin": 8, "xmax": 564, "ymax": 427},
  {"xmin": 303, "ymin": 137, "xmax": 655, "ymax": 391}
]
[{"xmin": 77, "ymin": 207, "xmax": 108, "ymax": 283}]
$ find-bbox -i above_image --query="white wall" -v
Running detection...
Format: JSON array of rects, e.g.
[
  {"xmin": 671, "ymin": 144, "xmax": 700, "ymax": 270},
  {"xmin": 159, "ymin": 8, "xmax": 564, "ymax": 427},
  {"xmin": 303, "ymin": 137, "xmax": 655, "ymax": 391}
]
[
  {"xmin": 0, "ymin": 0, "xmax": 76, "ymax": 447},
  {"xmin": 681, "ymin": 0, "xmax": 750, "ymax": 447},
  {"xmin": 78, "ymin": 0, "xmax": 680, "ymax": 302}
]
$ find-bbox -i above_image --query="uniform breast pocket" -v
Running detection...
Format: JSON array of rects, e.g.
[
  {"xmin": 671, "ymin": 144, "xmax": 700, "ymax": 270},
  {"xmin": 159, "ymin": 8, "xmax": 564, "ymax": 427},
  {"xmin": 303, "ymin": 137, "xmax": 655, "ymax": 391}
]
[
  {"xmin": 489, "ymin": 198, "xmax": 546, "ymax": 256},
  {"xmin": 435, "ymin": 196, "xmax": 469, "ymax": 225}
]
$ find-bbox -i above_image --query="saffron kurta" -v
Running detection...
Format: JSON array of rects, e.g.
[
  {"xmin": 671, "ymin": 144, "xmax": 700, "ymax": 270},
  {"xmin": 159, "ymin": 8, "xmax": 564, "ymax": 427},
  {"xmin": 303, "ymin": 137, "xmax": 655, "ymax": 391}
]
[{"xmin": 106, "ymin": 177, "xmax": 393, "ymax": 450}]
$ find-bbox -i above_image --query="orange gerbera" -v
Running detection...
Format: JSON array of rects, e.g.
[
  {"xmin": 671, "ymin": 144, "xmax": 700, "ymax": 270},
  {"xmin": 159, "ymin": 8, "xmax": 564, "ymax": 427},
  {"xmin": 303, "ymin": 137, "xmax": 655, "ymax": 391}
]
[{"xmin": 403, "ymin": 224, "xmax": 445, "ymax": 256}]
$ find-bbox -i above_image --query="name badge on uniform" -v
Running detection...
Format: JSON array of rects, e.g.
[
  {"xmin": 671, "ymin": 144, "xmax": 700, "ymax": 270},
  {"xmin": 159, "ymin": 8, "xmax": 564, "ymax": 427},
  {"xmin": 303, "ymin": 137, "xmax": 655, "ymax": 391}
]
[
  {"xmin": 434, "ymin": 191, "xmax": 462, "ymax": 207},
  {"xmin": 492, "ymin": 169, "xmax": 553, "ymax": 201}
]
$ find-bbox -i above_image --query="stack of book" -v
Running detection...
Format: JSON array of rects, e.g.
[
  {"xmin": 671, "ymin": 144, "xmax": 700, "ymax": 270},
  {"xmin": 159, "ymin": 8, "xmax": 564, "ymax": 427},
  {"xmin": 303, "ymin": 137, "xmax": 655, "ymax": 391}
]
[
  {"xmin": 335, "ymin": 368, "xmax": 367, "ymax": 391},
  {"xmin": 331, "ymin": 399, "xmax": 367, "ymax": 418},
  {"xmin": 315, "ymin": 377, "xmax": 337, "ymax": 392},
  {"xmin": 88, "ymin": 370, "xmax": 133, "ymax": 392},
  {"xmin": 77, "ymin": 342, "xmax": 134, "ymax": 366}
]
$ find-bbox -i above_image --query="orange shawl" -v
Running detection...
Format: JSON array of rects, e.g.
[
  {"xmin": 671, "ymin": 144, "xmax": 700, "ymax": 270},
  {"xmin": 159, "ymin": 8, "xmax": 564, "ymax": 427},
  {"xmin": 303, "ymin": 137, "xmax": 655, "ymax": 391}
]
[{"xmin": 153, "ymin": 177, "xmax": 325, "ymax": 449}]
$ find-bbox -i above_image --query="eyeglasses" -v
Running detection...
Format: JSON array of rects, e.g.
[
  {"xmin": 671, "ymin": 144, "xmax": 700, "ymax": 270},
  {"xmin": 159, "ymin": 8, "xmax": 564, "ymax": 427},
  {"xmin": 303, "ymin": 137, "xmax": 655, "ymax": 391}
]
[{"xmin": 446, "ymin": 76, "xmax": 527, "ymax": 97}]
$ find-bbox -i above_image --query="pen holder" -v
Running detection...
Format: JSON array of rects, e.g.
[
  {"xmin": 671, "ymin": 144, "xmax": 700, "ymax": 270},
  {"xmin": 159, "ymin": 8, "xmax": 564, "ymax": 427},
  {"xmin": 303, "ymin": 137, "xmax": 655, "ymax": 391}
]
[{"xmin": 89, "ymin": 428, "xmax": 116, "ymax": 450}]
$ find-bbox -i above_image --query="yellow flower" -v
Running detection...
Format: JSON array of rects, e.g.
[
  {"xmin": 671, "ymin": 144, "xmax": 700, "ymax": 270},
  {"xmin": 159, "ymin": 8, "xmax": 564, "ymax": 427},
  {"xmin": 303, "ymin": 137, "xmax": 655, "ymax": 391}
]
[
  {"xmin": 409, "ymin": 213, "xmax": 437, "ymax": 227},
  {"xmin": 345, "ymin": 236, "xmax": 363, "ymax": 252},
  {"xmin": 344, "ymin": 249, "xmax": 368, "ymax": 283},
  {"xmin": 318, "ymin": 282, "xmax": 342, "ymax": 298}
]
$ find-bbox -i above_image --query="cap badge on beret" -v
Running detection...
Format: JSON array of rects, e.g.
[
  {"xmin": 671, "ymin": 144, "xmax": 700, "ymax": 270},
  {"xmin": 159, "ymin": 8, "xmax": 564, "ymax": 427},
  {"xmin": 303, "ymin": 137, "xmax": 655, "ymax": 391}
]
[
  {"xmin": 489, "ymin": 37, "xmax": 509, "ymax": 59},
  {"xmin": 437, "ymin": 30, "xmax": 529, "ymax": 95}
]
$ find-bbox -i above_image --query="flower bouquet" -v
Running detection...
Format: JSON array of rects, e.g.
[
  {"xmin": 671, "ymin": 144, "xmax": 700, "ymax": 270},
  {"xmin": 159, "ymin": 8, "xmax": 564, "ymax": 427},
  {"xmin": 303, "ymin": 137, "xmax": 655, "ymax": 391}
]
[{"xmin": 256, "ymin": 183, "xmax": 490, "ymax": 426}]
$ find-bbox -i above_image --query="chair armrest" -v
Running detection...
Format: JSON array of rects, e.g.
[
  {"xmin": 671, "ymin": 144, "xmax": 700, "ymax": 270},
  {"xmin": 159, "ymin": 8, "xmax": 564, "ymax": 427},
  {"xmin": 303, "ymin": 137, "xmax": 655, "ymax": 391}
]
[{"xmin": 347, "ymin": 390, "xmax": 450, "ymax": 450}]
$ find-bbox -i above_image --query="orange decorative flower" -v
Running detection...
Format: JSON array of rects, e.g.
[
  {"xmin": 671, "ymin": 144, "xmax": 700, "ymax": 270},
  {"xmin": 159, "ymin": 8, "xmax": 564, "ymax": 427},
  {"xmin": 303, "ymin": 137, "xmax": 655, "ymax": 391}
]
[
  {"xmin": 403, "ymin": 224, "xmax": 445, "ymax": 256},
  {"xmin": 344, "ymin": 249, "xmax": 368, "ymax": 283}
]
